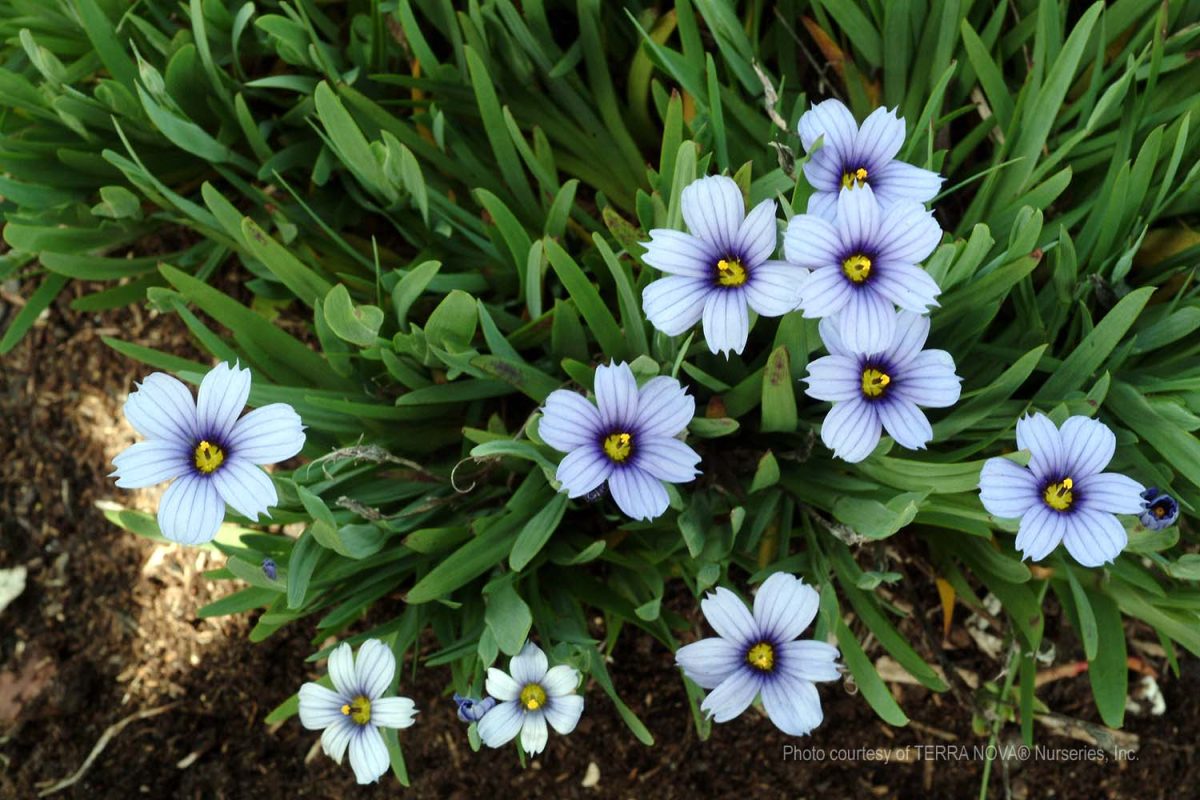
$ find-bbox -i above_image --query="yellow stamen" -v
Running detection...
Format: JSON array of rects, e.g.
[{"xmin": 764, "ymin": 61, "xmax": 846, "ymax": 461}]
[
  {"xmin": 520, "ymin": 683, "xmax": 547, "ymax": 711},
  {"xmin": 861, "ymin": 368, "xmax": 891, "ymax": 398},
  {"xmin": 746, "ymin": 642, "xmax": 775, "ymax": 672},
  {"xmin": 193, "ymin": 440, "xmax": 225, "ymax": 474},
  {"xmin": 842, "ymin": 253, "xmax": 872, "ymax": 283},
  {"xmin": 602, "ymin": 432, "xmax": 633, "ymax": 463},
  {"xmin": 1043, "ymin": 477, "xmax": 1074, "ymax": 512},
  {"xmin": 716, "ymin": 258, "xmax": 748, "ymax": 287},
  {"xmin": 841, "ymin": 167, "xmax": 869, "ymax": 188},
  {"xmin": 1154, "ymin": 506, "xmax": 1166, "ymax": 518},
  {"xmin": 340, "ymin": 696, "xmax": 372, "ymax": 725}
]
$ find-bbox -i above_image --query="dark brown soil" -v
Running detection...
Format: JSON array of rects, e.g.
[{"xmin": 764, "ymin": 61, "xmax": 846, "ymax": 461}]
[{"xmin": 1, "ymin": 288, "xmax": 1196, "ymax": 800}]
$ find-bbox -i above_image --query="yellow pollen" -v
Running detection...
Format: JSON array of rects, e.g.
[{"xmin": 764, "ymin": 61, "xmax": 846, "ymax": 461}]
[
  {"xmin": 603, "ymin": 432, "xmax": 633, "ymax": 463},
  {"xmin": 842, "ymin": 167, "xmax": 869, "ymax": 188},
  {"xmin": 842, "ymin": 254, "xmax": 872, "ymax": 283},
  {"xmin": 716, "ymin": 258, "xmax": 748, "ymax": 287},
  {"xmin": 1044, "ymin": 477, "xmax": 1074, "ymax": 512},
  {"xmin": 520, "ymin": 683, "xmax": 547, "ymax": 711},
  {"xmin": 340, "ymin": 696, "xmax": 372, "ymax": 725},
  {"xmin": 193, "ymin": 440, "xmax": 225, "ymax": 474},
  {"xmin": 747, "ymin": 642, "xmax": 775, "ymax": 672},
  {"xmin": 861, "ymin": 368, "xmax": 891, "ymax": 398},
  {"xmin": 1154, "ymin": 506, "xmax": 1166, "ymax": 518}
]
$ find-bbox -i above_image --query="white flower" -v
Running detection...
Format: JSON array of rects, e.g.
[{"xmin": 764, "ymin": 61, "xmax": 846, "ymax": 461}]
[
  {"xmin": 298, "ymin": 640, "xmax": 417, "ymax": 784},
  {"xmin": 477, "ymin": 642, "xmax": 584, "ymax": 754}
]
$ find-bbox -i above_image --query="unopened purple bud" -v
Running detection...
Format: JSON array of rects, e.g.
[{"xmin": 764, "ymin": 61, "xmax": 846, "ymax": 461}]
[
  {"xmin": 262, "ymin": 558, "xmax": 277, "ymax": 580},
  {"xmin": 1140, "ymin": 488, "xmax": 1179, "ymax": 531},
  {"xmin": 454, "ymin": 693, "xmax": 496, "ymax": 723}
]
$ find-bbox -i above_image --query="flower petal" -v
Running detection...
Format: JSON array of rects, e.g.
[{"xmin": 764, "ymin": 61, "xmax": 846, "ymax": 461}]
[
  {"xmin": 541, "ymin": 665, "xmax": 580, "ymax": 697},
  {"xmin": 701, "ymin": 668, "xmax": 761, "ymax": 723},
  {"xmin": 510, "ymin": 641, "xmax": 549, "ymax": 686},
  {"xmin": 554, "ymin": 447, "xmax": 613, "ymax": 498},
  {"xmin": 803, "ymin": 354, "xmax": 861, "ymax": 402},
  {"xmin": 778, "ymin": 640, "xmax": 842, "ymax": 683},
  {"xmin": 799, "ymin": 267, "xmax": 853, "ymax": 318},
  {"xmin": 820, "ymin": 397, "xmax": 882, "ymax": 463},
  {"xmin": 520, "ymin": 710, "xmax": 549, "ymax": 755},
  {"xmin": 887, "ymin": 311, "xmax": 931, "ymax": 367},
  {"xmin": 353, "ymin": 639, "xmax": 396, "ymax": 701},
  {"xmin": 1079, "ymin": 472, "xmax": 1145, "ymax": 514},
  {"xmin": 894, "ymin": 350, "xmax": 961, "ymax": 407},
  {"xmin": 124, "ymin": 372, "xmax": 198, "ymax": 446},
  {"xmin": 196, "ymin": 362, "xmax": 251, "ymax": 441},
  {"xmin": 979, "ymin": 458, "xmax": 1040, "ymax": 519},
  {"xmin": 878, "ymin": 399, "xmax": 933, "ymax": 451},
  {"xmin": 226, "ymin": 403, "xmax": 305, "ymax": 465},
  {"xmin": 1015, "ymin": 504, "xmax": 1067, "ymax": 563},
  {"xmin": 371, "ymin": 696, "xmax": 417, "ymax": 729},
  {"xmin": 874, "ymin": 202, "xmax": 943, "ymax": 264},
  {"xmin": 835, "ymin": 184, "xmax": 880, "ymax": 247},
  {"xmin": 736, "ymin": 198, "xmax": 778, "ymax": 266},
  {"xmin": 211, "ymin": 458, "xmax": 277, "ymax": 521},
  {"xmin": 327, "ymin": 642, "xmax": 357, "ymax": 698},
  {"xmin": 700, "ymin": 587, "xmax": 757, "ymax": 646},
  {"xmin": 701, "ymin": 288, "xmax": 749, "ymax": 356},
  {"xmin": 871, "ymin": 159, "xmax": 943, "ymax": 206},
  {"xmin": 682, "ymin": 175, "xmax": 744, "ymax": 251},
  {"xmin": 111, "ymin": 439, "xmax": 190, "ymax": 489},
  {"xmin": 855, "ymin": 107, "xmax": 905, "ymax": 168},
  {"xmin": 478, "ymin": 700, "xmax": 524, "ymax": 748},
  {"xmin": 594, "ymin": 361, "xmax": 639, "ymax": 428},
  {"xmin": 1016, "ymin": 413, "xmax": 1064, "ymax": 479},
  {"xmin": 753, "ymin": 573, "xmax": 819, "ymax": 643},
  {"xmin": 348, "ymin": 726, "xmax": 390, "ymax": 784},
  {"xmin": 1059, "ymin": 416, "xmax": 1116, "ymax": 479},
  {"xmin": 676, "ymin": 637, "xmax": 745, "ymax": 689},
  {"xmin": 635, "ymin": 376, "xmax": 695, "ymax": 438},
  {"xmin": 635, "ymin": 437, "xmax": 700, "ymax": 484},
  {"xmin": 744, "ymin": 260, "xmax": 807, "ymax": 317},
  {"xmin": 641, "ymin": 229, "xmax": 714, "ymax": 278},
  {"xmin": 299, "ymin": 682, "xmax": 348, "ymax": 730},
  {"xmin": 543, "ymin": 694, "xmax": 584, "ymax": 735},
  {"xmin": 805, "ymin": 187, "xmax": 838, "ymax": 221},
  {"xmin": 485, "ymin": 667, "xmax": 521, "ymax": 702},
  {"xmin": 607, "ymin": 466, "xmax": 670, "ymax": 521},
  {"xmin": 642, "ymin": 275, "xmax": 711, "ymax": 336},
  {"xmin": 872, "ymin": 261, "xmax": 942, "ymax": 313},
  {"xmin": 320, "ymin": 717, "xmax": 355, "ymax": 764},
  {"xmin": 157, "ymin": 473, "xmax": 225, "ymax": 545},
  {"xmin": 760, "ymin": 674, "xmax": 823, "ymax": 736},
  {"xmin": 802, "ymin": 150, "xmax": 843, "ymax": 195},
  {"xmin": 837, "ymin": 288, "xmax": 896, "ymax": 354},
  {"xmin": 1062, "ymin": 508, "xmax": 1127, "ymax": 567},
  {"xmin": 798, "ymin": 98, "xmax": 858, "ymax": 156},
  {"xmin": 784, "ymin": 214, "xmax": 842, "ymax": 268},
  {"xmin": 538, "ymin": 390, "xmax": 603, "ymax": 452},
  {"xmin": 817, "ymin": 316, "xmax": 851, "ymax": 356}
]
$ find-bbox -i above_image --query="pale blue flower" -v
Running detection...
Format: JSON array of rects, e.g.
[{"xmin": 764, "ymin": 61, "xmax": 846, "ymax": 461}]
[
  {"xmin": 298, "ymin": 640, "xmax": 417, "ymax": 784},
  {"xmin": 111, "ymin": 362, "xmax": 305, "ymax": 544},
  {"xmin": 979, "ymin": 414, "xmax": 1145, "ymax": 566},
  {"xmin": 538, "ymin": 361, "xmax": 700, "ymax": 521},
  {"xmin": 477, "ymin": 642, "xmax": 583, "ymax": 755},
  {"xmin": 785, "ymin": 184, "xmax": 942, "ymax": 354},
  {"xmin": 454, "ymin": 694, "xmax": 496, "ymax": 723},
  {"xmin": 641, "ymin": 175, "xmax": 808, "ymax": 355},
  {"xmin": 1139, "ymin": 487, "xmax": 1179, "ymax": 531},
  {"xmin": 675, "ymin": 573, "xmax": 840, "ymax": 736},
  {"xmin": 798, "ymin": 98, "xmax": 943, "ymax": 220},
  {"xmin": 804, "ymin": 312, "xmax": 961, "ymax": 463}
]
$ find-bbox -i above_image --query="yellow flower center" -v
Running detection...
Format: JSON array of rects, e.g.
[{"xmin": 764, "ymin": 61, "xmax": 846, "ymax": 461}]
[
  {"xmin": 716, "ymin": 258, "xmax": 748, "ymax": 287},
  {"xmin": 340, "ymin": 695, "xmax": 372, "ymax": 725},
  {"xmin": 842, "ymin": 167, "xmax": 869, "ymax": 188},
  {"xmin": 520, "ymin": 683, "xmax": 547, "ymax": 711},
  {"xmin": 602, "ymin": 432, "xmax": 633, "ymax": 463},
  {"xmin": 861, "ymin": 368, "xmax": 891, "ymax": 398},
  {"xmin": 746, "ymin": 642, "xmax": 775, "ymax": 672},
  {"xmin": 1154, "ymin": 505, "xmax": 1166, "ymax": 518},
  {"xmin": 1043, "ymin": 477, "xmax": 1074, "ymax": 512},
  {"xmin": 193, "ymin": 440, "xmax": 225, "ymax": 474},
  {"xmin": 842, "ymin": 254, "xmax": 872, "ymax": 283}
]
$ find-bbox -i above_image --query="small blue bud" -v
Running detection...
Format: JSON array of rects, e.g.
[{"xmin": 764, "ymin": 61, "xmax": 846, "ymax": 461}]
[
  {"xmin": 262, "ymin": 558, "xmax": 278, "ymax": 580},
  {"xmin": 1139, "ymin": 487, "xmax": 1179, "ymax": 531},
  {"xmin": 454, "ymin": 693, "xmax": 496, "ymax": 723}
]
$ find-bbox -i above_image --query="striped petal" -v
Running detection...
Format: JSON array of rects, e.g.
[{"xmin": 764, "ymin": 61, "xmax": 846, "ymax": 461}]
[
  {"xmin": 820, "ymin": 397, "xmax": 881, "ymax": 463},
  {"xmin": 635, "ymin": 437, "xmax": 700, "ymax": 484},
  {"xmin": 554, "ymin": 447, "xmax": 613, "ymax": 498},
  {"xmin": 701, "ymin": 288, "xmax": 749, "ymax": 356},
  {"xmin": 681, "ymin": 175, "xmax": 744, "ymax": 252},
  {"xmin": 594, "ymin": 361, "xmax": 639, "ymax": 428},
  {"xmin": 803, "ymin": 354, "xmax": 861, "ymax": 402},
  {"xmin": 837, "ymin": 288, "xmax": 896, "ymax": 354},
  {"xmin": 1062, "ymin": 508, "xmax": 1127, "ymax": 567},
  {"xmin": 700, "ymin": 587, "xmax": 757, "ymax": 646},
  {"xmin": 124, "ymin": 372, "xmax": 198, "ymax": 446},
  {"xmin": 878, "ymin": 399, "xmax": 933, "ymax": 450},
  {"xmin": 1016, "ymin": 413, "xmax": 1064, "ymax": 479},
  {"xmin": 798, "ymin": 98, "xmax": 859, "ymax": 156},
  {"xmin": 111, "ymin": 439, "xmax": 190, "ymax": 489},
  {"xmin": 744, "ymin": 260, "xmax": 806, "ymax": 317},
  {"xmin": 607, "ymin": 466, "xmax": 670, "ymax": 521},
  {"xmin": 211, "ymin": 457, "xmax": 277, "ymax": 521},
  {"xmin": 736, "ymin": 198, "xmax": 778, "ymax": 266},
  {"xmin": 676, "ymin": 637, "xmax": 744, "ymax": 689},
  {"xmin": 784, "ymin": 214, "xmax": 842, "ymax": 268},
  {"xmin": 196, "ymin": 362, "xmax": 251, "ymax": 441},
  {"xmin": 979, "ymin": 457, "xmax": 1039, "ymax": 519},
  {"xmin": 1059, "ymin": 416, "xmax": 1116, "ymax": 479},
  {"xmin": 157, "ymin": 473, "xmax": 225, "ymax": 545},
  {"xmin": 348, "ymin": 726, "xmax": 389, "ymax": 784},
  {"xmin": 761, "ymin": 673, "xmax": 824, "ymax": 736},
  {"xmin": 871, "ymin": 159, "xmax": 943, "ymax": 206},
  {"xmin": 641, "ymin": 229, "xmax": 714, "ymax": 278},
  {"xmin": 855, "ymin": 106, "xmax": 905, "ymax": 168},
  {"xmin": 226, "ymin": 403, "xmax": 305, "ymax": 465},
  {"xmin": 538, "ymin": 390, "xmax": 603, "ymax": 452},
  {"xmin": 353, "ymin": 639, "xmax": 396, "ymax": 700},
  {"xmin": 1015, "ymin": 504, "xmax": 1067, "ymax": 563},
  {"xmin": 1078, "ymin": 472, "xmax": 1145, "ymax": 514},
  {"xmin": 701, "ymin": 668, "xmax": 760, "ymax": 723},
  {"xmin": 635, "ymin": 376, "xmax": 695, "ymax": 438},
  {"xmin": 799, "ymin": 266, "xmax": 853, "ymax": 318},
  {"xmin": 642, "ymin": 275, "xmax": 711, "ymax": 336},
  {"xmin": 752, "ymin": 572, "xmax": 819, "ymax": 643}
]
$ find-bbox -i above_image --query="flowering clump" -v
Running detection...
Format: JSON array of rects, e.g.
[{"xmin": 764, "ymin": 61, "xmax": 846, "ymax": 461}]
[
  {"xmin": 538, "ymin": 361, "xmax": 701, "ymax": 521},
  {"xmin": 298, "ymin": 640, "xmax": 417, "ymax": 784},
  {"xmin": 111, "ymin": 362, "xmax": 305, "ymax": 544},
  {"xmin": 641, "ymin": 175, "xmax": 808, "ymax": 355},
  {"xmin": 979, "ymin": 414, "xmax": 1145, "ymax": 566},
  {"xmin": 477, "ymin": 642, "xmax": 584, "ymax": 755},
  {"xmin": 676, "ymin": 573, "xmax": 841, "ymax": 735}
]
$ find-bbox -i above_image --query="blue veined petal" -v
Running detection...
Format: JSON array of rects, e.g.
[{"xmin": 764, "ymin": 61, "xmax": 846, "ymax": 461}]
[
  {"xmin": 700, "ymin": 667, "xmax": 761, "ymax": 723},
  {"xmin": 778, "ymin": 640, "xmax": 842, "ymax": 683},
  {"xmin": 855, "ymin": 106, "xmax": 905, "ymax": 168},
  {"xmin": 820, "ymin": 397, "xmax": 882, "ymax": 463},
  {"xmin": 594, "ymin": 361, "xmax": 638, "ymax": 428},
  {"xmin": 1016, "ymin": 413, "xmax": 1065, "ymax": 479},
  {"xmin": 371, "ymin": 697, "xmax": 417, "ymax": 729},
  {"xmin": 676, "ymin": 637, "xmax": 745, "ymax": 689},
  {"xmin": 681, "ymin": 175, "xmax": 744, "ymax": 252},
  {"xmin": 640, "ymin": 229, "xmax": 714, "ymax": 278},
  {"xmin": 541, "ymin": 665, "xmax": 580, "ymax": 697},
  {"xmin": 353, "ymin": 639, "xmax": 396, "ymax": 701},
  {"xmin": 635, "ymin": 376, "xmax": 695, "ymax": 438},
  {"xmin": 485, "ymin": 667, "xmax": 520, "ymax": 702},
  {"xmin": 320, "ymin": 717, "xmax": 355, "ymax": 763},
  {"xmin": 1078, "ymin": 472, "xmax": 1145, "ymax": 514},
  {"xmin": 555, "ymin": 447, "xmax": 613, "ymax": 498},
  {"xmin": 871, "ymin": 159, "xmax": 943, "ymax": 206},
  {"xmin": 124, "ymin": 372, "xmax": 198, "ymax": 446},
  {"xmin": 874, "ymin": 201, "xmax": 943, "ymax": 264},
  {"xmin": 510, "ymin": 641, "xmax": 549, "ymax": 686},
  {"xmin": 111, "ymin": 439, "xmax": 190, "ymax": 489},
  {"xmin": 837, "ymin": 288, "xmax": 896, "ymax": 355},
  {"xmin": 327, "ymin": 642, "xmax": 357, "ymax": 697},
  {"xmin": 700, "ymin": 587, "xmax": 757, "ymax": 645},
  {"xmin": 802, "ymin": 152, "xmax": 843, "ymax": 197},
  {"xmin": 752, "ymin": 573, "xmax": 819, "ymax": 643},
  {"xmin": 538, "ymin": 390, "xmax": 602, "ymax": 452},
  {"xmin": 803, "ymin": 354, "xmax": 861, "ymax": 402},
  {"xmin": 798, "ymin": 98, "xmax": 858, "ymax": 156},
  {"xmin": 979, "ymin": 458, "xmax": 1039, "ymax": 519},
  {"xmin": 744, "ymin": 260, "xmax": 807, "ymax": 317},
  {"xmin": 835, "ymin": 184, "xmax": 881, "ymax": 247},
  {"xmin": 701, "ymin": 288, "xmax": 749, "ymax": 356},
  {"xmin": 1058, "ymin": 416, "xmax": 1116, "ymax": 479},
  {"xmin": 520, "ymin": 710, "xmax": 549, "ymax": 755},
  {"xmin": 157, "ymin": 473, "xmax": 225, "ymax": 545},
  {"xmin": 816, "ymin": 316, "xmax": 852, "ymax": 357},
  {"xmin": 1015, "ymin": 504, "xmax": 1067, "ymax": 563},
  {"xmin": 299, "ymin": 683, "xmax": 349, "ymax": 730},
  {"xmin": 607, "ymin": 465, "xmax": 670, "ymax": 521},
  {"xmin": 804, "ymin": 186, "xmax": 839, "ymax": 221},
  {"xmin": 211, "ymin": 458, "xmax": 277, "ymax": 521},
  {"xmin": 635, "ymin": 437, "xmax": 700, "ymax": 484},
  {"xmin": 799, "ymin": 266, "xmax": 853, "ymax": 318},
  {"xmin": 878, "ymin": 399, "xmax": 934, "ymax": 450},
  {"xmin": 887, "ymin": 311, "xmax": 932, "ymax": 368},
  {"xmin": 737, "ymin": 198, "xmax": 779, "ymax": 267},
  {"xmin": 761, "ymin": 674, "xmax": 824, "ymax": 736},
  {"xmin": 543, "ymin": 694, "xmax": 584, "ymax": 735},
  {"xmin": 872, "ymin": 260, "xmax": 942, "ymax": 312},
  {"xmin": 784, "ymin": 214, "xmax": 841, "ymax": 268},
  {"xmin": 196, "ymin": 361, "xmax": 251, "ymax": 441},
  {"xmin": 893, "ymin": 350, "xmax": 961, "ymax": 408},
  {"xmin": 478, "ymin": 700, "xmax": 524, "ymax": 748},
  {"xmin": 642, "ymin": 275, "xmax": 711, "ymax": 336},
  {"xmin": 226, "ymin": 403, "xmax": 305, "ymax": 465},
  {"xmin": 348, "ymin": 726, "xmax": 390, "ymax": 784},
  {"xmin": 1062, "ymin": 508, "xmax": 1127, "ymax": 567}
]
